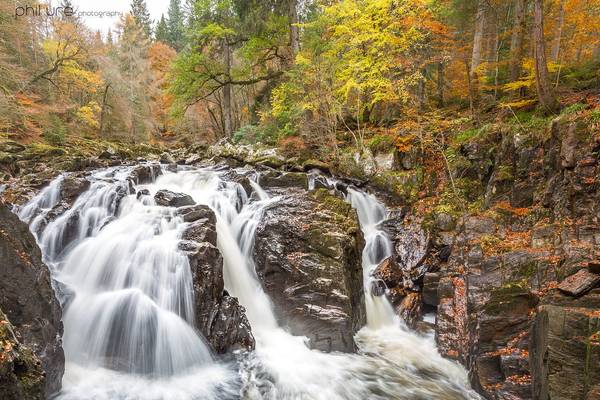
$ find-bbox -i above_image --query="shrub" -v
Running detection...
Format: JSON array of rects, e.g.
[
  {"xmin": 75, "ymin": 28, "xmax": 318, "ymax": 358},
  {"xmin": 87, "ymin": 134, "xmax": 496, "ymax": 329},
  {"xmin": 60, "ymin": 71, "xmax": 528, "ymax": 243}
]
[
  {"xmin": 43, "ymin": 115, "xmax": 67, "ymax": 146},
  {"xmin": 366, "ymin": 133, "xmax": 395, "ymax": 154},
  {"xmin": 277, "ymin": 136, "xmax": 308, "ymax": 158}
]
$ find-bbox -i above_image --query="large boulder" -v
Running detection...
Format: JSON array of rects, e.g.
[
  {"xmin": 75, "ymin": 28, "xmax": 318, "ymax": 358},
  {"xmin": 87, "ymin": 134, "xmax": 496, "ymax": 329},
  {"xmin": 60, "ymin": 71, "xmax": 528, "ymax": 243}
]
[
  {"xmin": 154, "ymin": 190, "xmax": 196, "ymax": 207},
  {"xmin": 0, "ymin": 203, "xmax": 64, "ymax": 397},
  {"xmin": 130, "ymin": 164, "xmax": 162, "ymax": 184},
  {"xmin": 253, "ymin": 188, "xmax": 365, "ymax": 352},
  {"xmin": 179, "ymin": 205, "xmax": 254, "ymax": 354}
]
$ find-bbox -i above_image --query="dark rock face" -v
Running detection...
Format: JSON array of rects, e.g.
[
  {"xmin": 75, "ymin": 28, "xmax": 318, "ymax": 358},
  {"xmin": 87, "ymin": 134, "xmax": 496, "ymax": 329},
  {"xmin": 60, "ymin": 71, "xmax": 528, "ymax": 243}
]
[
  {"xmin": 0, "ymin": 308, "xmax": 45, "ymax": 400},
  {"xmin": 259, "ymin": 171, "xmax": 309, "ymax": 190},
  {"xmin": 253, "ymin": 188, "xmax": 365, "ymax": 352},
  {"xmin": 0, "ymin": 203, "xmax": 64, "ymax": 397},
  {"xmin": 154, "ymin": 190, "xmax": 196, "ymax": 207},
  {"xmin": 421, "ymin": 117, "xmax": 600, "ymax": 400},
  {"xmin": 179, "ymin": 205, "xmax": 254, "ymax": 353},
  {"xmin": 130, "ymin": 164, "xmax": 162, "ymax": 184},
  {"xmin": 177, "ymin": 204, "xmax": 215, "ymax": 223},
  {"xmin": 531, "ymin": 292, "xmax": 600, "ymax": 400}
]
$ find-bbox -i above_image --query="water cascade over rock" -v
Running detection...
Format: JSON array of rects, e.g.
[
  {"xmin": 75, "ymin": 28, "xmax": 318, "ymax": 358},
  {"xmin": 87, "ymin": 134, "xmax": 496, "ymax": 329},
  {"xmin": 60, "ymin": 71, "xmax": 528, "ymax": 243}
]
[{"xmin": 18, "ymin": 164, "xmax": 480, "ymax": 400}]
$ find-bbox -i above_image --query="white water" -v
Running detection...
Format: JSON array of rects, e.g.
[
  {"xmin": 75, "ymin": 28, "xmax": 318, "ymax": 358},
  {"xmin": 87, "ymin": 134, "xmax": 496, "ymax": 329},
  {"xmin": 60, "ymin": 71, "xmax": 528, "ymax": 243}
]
[
  {"xmin": 346, "ymin": 188, "xmax": 397, "ymax": 328},
  {"xmin": 19, "ymin": 165, "xmax": 480, "ymax": 400}
]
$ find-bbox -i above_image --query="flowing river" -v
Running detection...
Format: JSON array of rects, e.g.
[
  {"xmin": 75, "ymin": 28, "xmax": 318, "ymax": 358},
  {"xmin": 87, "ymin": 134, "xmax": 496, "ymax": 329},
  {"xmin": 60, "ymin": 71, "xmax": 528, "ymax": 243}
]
[{"xmin": 19, "ymin": 164, "xmax": 480, "ymax": 400}]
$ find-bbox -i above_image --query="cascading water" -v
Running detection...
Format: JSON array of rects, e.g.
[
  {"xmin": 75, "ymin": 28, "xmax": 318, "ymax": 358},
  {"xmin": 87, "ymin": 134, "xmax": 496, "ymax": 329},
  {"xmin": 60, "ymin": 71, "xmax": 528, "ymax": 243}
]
[
  {"xmin": 346, "ymin": 188, "xmax": 397, "ymax": 328},
  {"xmin": 19, "ymin": 164, "xmax": 480, "ymax": 400}
]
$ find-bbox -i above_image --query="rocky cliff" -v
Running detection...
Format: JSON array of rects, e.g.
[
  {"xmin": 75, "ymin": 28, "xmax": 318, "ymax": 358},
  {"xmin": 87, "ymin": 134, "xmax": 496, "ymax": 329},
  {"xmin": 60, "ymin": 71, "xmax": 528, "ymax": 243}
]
[{"xmin": 0, "ymin": 203, "xmax": 64, "ymax": 398}]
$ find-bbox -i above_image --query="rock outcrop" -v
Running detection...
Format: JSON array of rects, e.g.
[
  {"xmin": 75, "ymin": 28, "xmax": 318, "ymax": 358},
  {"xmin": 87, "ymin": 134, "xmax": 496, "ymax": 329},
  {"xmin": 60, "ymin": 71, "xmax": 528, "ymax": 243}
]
[
  {"xmin": 154, "ymin": 189, "xmax": 195, "ymax": 207},
  {"xmin": 179, "ymin": 205, "xmax": 254, "ymax": 354},
  {"xmin": 253, "ymin": 188, "xmax": 365, "ymax": 352},
  {"xmin": 0, "ymin": 203, "xmax": 64, "ymax": 398}
]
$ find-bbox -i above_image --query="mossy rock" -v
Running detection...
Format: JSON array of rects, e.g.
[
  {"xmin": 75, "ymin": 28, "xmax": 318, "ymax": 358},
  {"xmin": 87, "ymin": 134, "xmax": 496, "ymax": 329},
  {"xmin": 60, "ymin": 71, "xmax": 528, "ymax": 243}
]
[
  {"xmin": 302, "ymin": 159, "xmax": 330, "ymax": 173},
  {"xmin": 370, "ymin": 169, "xmax": 423, "ymax": 204},
  {"xmin": 0, "ymin": 309, "xmax": 45, "ymax": 400},
  {"xmin": 260, "ymin": 171, "xmax": 308, "ymax": 189}
]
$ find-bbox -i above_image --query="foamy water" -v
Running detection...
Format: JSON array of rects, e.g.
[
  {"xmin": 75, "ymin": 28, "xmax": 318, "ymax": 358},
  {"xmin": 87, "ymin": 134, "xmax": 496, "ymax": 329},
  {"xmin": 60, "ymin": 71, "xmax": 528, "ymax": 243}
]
[{"xmin": 19, "ymin": 165, "xmax": 479, "ymax": 400}]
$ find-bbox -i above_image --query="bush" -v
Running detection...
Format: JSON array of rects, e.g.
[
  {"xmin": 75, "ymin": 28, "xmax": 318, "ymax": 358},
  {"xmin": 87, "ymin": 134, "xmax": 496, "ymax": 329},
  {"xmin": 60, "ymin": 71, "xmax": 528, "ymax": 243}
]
[
  {"xmin": 43, "ymin": 115, "xmax": 67, "ymax": 146},
  {"xmin": 366, "ymin": 133, "xmax": 395, "ymax": 154},
  {"xmin": 233, "ymin": 125, "xmax": 264, "ymax": 145},
  {"xmin": 277, "ymin": 136, "xmax": 308, "ymax": 158}
]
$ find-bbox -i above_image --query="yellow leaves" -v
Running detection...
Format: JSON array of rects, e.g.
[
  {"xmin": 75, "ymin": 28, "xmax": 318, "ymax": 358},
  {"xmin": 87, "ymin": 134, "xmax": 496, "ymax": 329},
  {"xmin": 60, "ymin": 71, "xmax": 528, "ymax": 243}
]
[
  {"xmin": 62, "ymin": 62, "xmax": 103, "ymax": 93},
  {"xmin": 501, "ymin": 99, "xmax": 538, "ymax": 109},
  {"xmin": 76, "ymin": 101, "xmax": 101, "ymax": 130}
]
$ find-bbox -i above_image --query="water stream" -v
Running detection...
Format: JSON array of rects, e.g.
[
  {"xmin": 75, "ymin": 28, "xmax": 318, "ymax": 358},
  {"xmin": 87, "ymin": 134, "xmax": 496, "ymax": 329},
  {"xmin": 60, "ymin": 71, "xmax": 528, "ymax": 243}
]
[{"xmin": 19, "ymin": 165, "xmax": 479, "ymax": 400}]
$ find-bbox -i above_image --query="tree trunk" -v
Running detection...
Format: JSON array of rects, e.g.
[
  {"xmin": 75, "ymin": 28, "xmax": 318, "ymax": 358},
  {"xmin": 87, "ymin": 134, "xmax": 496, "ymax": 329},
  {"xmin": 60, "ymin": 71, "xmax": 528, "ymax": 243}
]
[
  {"xmin": 509, "ymin": 0, "xmax": 526, "ymax": 81},
  {"xmin": 551, "ymin": 0, "xmax": 565, "ymax": 62},
  {"xmin": 99, "ymin": 84, "xmax": 111, "ymax": 137},
  {"xmin": 289, "ymin": 0, "xmax": 300, "ymax": 60},
  {"xmin": 470, "ymin": 0, "xmax": 487, "ymax": 103},
  {"xmin": 418, "ymin": 68, "xmax": 426, "ymax": 111},
  {"xmin": 437, "ymin": 62, "xmax": 444, "ymax": 108},
  {"xmin": 223, "ymin": 39, "xmax": 233, "ymax": 138},
  {"xmin": 471, "ymin": 0, "xmax": 487, "ymax": 75},
  {"xmin": 533, "ymin": 0, "xmax": 559, "ymax": 113}
]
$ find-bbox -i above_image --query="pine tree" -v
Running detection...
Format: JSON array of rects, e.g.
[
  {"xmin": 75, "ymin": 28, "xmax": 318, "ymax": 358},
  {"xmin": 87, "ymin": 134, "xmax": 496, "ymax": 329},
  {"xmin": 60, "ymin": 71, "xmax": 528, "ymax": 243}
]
[
  {"xmin": 130, "ymin": 0, "xmax": 152, "ymax": 38},
  {"xmin": 167, "ymin": 0, "xmax": 184, "ymax": 51},
  {"xmin": 155, "ymin": 15, "xmax": 169, "ymax": 43},
  {"xmin": 106, "ymin": 29, "xmax": 114, "ymax": 45}
]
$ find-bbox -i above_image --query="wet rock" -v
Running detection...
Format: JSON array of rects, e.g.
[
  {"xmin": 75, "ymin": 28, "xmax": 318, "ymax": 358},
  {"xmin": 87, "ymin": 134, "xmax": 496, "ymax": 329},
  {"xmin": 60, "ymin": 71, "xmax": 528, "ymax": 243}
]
[
  {"xmin": 253, "ymin": 188, "xmax": 365, "ymax": 352},
  {"xmin": 373, "ymin": 257, "xmax": 403, "ymax": 289},
  {"xmin": 136, "ymin": 189, "xmax": 150, "ymax": 199},
  {"xmin": 422, "ymin": 272, "xmax": 440, "ymax": 306},
  {"xmin": 159, "ymin": 152, "xmax": 174, "ymax": 164},
  {"xmin": 259, "ymin": 171, "xmax": 308, "ymax": 190},
  {"xmin": 393, "ymin": 219, "xmax": 430, "ymax": 280},
  {"xmin": 154, "ymin": 190, "xmax": 195, "ymax": 207},
  {"xmin": 0, "ymin": 203, "xmax": 64, "ymax": 397},
  {"xmin": 557, "ymin": 269, "xmax": 600, "ymax": 297},
  {"xmin": 176, "ymin": 204, "xmax": 214, "ymax": 223},
  {"xmin": 396, "ymin": 292, "xmax": 422, "ymax": 328},
  {"xmin": 60, "ymin": 176, "xmax": 90, "ymax": 204},
  {"xmin": 371, "ymin": 280, "xmax": 387, "ymax": 297},
  {"xmin": 180, "ymin": 209, "xmax": 254, "ymax": 354},
  {"xmin": 130, "ymin": 164, "xmax": 162, "ymax": 184},
  {"xmin": 302, "ymin": 159, "xmax": 330, "ymax": 173},
  {"xmin": 0, "ymin": 308, "xmax": 45, "ymax": 400}
]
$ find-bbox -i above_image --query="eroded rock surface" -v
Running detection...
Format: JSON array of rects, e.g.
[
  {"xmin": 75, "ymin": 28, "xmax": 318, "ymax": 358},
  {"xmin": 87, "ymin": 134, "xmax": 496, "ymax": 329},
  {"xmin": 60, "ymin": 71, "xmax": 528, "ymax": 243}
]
[
  {"xmin": 179, "ymin": 205, "xmax": 254, "ymax": 353},
  {"xmin": 0, "ymin": 203, "xmax": 64, "ymax": 397},
  {"xmin": 253, "ymin": 188, "xmax": 365, "ymax": 352}
]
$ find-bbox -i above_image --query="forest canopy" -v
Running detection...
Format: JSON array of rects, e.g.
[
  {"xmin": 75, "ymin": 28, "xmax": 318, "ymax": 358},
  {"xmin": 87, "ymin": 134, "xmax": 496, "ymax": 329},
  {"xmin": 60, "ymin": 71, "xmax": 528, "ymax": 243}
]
[{"xmin": 1, "ymin": 0, "xmax": 599, "ymax": 155}]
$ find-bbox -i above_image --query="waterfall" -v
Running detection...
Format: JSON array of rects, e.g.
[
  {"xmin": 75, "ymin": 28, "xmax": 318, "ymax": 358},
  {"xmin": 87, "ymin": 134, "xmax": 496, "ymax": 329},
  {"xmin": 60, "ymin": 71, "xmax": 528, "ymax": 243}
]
[
  {"xmin": 346, "ymin": 188, "xmax": 398, "ymax": 328},
  {"xmin": 19, "ymin": 165, "xmax": 480, "ymax": 400},
  {"xmin": 20, "ymin": 167, "xmax": 238, "ymax": 400}
]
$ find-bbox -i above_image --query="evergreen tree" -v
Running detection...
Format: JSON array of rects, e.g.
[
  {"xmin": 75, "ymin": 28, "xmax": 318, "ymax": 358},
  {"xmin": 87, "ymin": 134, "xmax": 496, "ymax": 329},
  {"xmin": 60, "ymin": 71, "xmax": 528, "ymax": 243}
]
[
  {"xmin": 130, "ymin": 0, "xmax": 152, "ymax": 38},
  {"xmin": 106, "ymin": 29, "xmax": 114, "ymax": 45},
  {"xmin": 155, "ymin": 15, "xmax": 169, "ymax": 43},
  {"xmin": 167, "ymin": 0, "xmax": 185, "ymax": 51}
]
